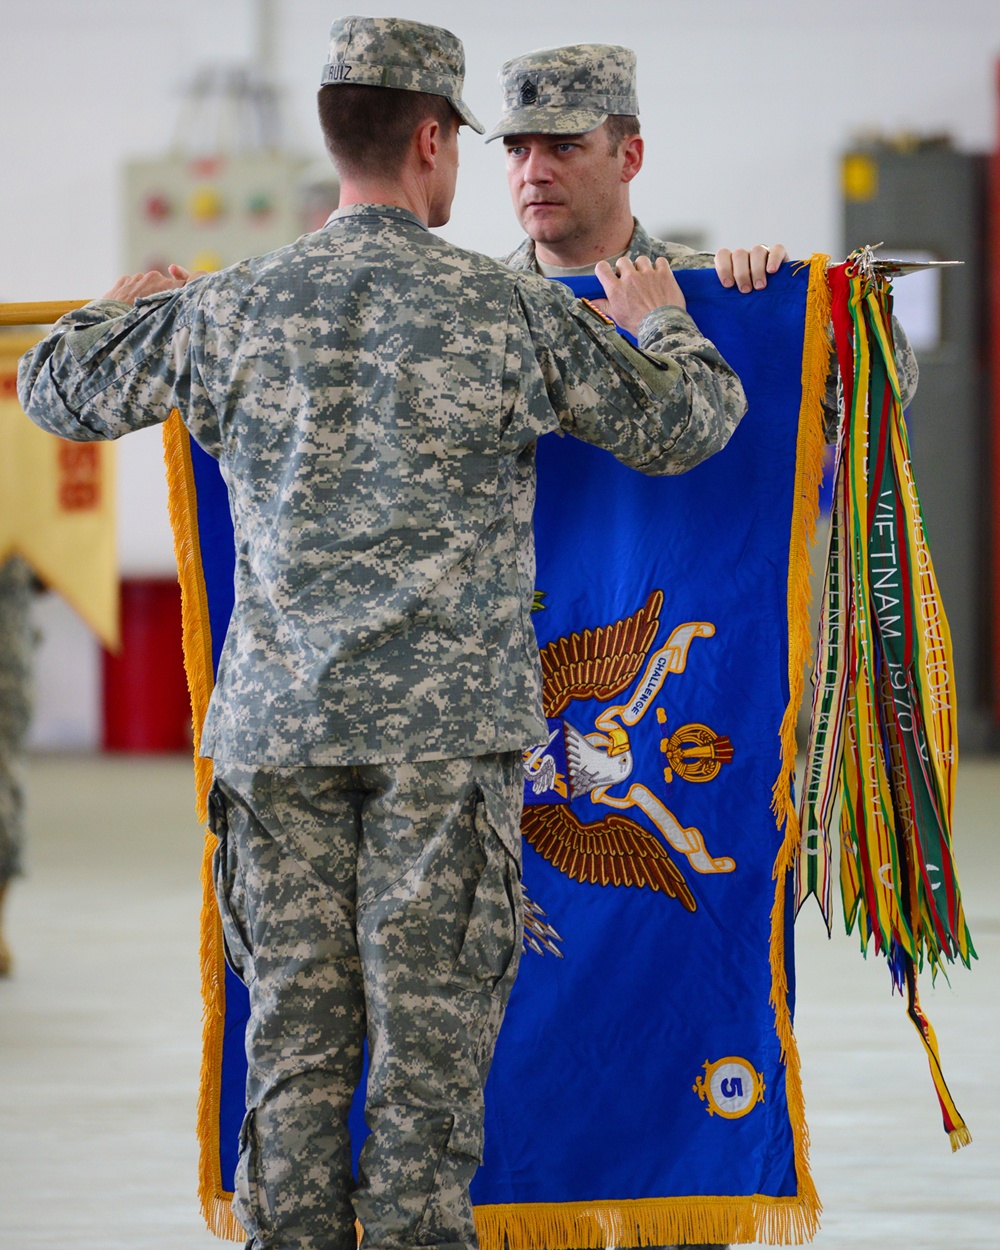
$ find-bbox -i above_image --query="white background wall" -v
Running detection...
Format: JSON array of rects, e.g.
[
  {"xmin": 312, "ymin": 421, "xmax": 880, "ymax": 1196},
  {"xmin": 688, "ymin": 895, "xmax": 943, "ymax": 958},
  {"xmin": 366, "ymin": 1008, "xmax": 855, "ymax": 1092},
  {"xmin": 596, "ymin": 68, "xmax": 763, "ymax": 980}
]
[
  {"xmin": 4, "ymin": 0, "xmax": 999, "ymax": 304},
  {"xmin": 4, "ymin": 0, "xmax": 1000, "ymax": 741}
]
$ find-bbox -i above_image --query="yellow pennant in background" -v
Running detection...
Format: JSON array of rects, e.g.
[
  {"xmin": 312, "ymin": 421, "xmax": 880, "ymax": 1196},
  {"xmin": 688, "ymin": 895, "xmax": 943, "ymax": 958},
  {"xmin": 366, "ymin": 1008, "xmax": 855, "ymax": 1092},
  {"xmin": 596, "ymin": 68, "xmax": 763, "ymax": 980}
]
[{"xmin": 0, "ymin": 331, "xmax": 119, "ymax": 649}]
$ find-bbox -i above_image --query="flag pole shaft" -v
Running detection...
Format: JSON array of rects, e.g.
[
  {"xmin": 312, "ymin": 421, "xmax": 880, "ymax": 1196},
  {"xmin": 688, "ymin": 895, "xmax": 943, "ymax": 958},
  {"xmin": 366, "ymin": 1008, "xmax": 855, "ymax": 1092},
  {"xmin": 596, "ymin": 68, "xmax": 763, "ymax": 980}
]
[{"xmin": 0, "ymin": 301, "xmax": 89, "ymax": 327}]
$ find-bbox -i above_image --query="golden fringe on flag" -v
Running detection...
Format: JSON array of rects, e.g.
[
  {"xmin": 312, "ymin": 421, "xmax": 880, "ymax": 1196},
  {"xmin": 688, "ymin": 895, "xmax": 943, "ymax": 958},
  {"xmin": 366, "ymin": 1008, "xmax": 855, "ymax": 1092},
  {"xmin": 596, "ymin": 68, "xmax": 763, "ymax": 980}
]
[
  {"xmin": 475, "ymin": 1193, "xmax": 819, "ymax": 1250},
  {"xmin": 760, "ymin": 253, "xmax": 832, "ymax": 1240},
  {"xmin": 162, "ymin": 410, "xmax": 245, "ymax": 1241}
]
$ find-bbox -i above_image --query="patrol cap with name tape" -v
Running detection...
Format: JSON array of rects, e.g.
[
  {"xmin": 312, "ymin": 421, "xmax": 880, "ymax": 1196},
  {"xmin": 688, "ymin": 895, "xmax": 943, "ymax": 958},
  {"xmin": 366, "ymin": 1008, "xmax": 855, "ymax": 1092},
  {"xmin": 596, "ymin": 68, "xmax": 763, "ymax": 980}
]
[
  {"xmin": 320, "ymin": 15, "xmax": 484, "ymax": 134},
  {"xmin": 486, "ymin": 44, "xmax": 637, "ymax": 143}
]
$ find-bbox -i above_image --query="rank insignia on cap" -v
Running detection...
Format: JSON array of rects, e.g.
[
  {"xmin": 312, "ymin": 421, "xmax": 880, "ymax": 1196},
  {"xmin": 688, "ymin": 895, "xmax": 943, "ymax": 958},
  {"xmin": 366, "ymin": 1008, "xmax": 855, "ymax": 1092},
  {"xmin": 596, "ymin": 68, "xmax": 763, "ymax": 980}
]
[{"xmin": 518, "ymin": 77, "xmax": 538, "ymax": 106}]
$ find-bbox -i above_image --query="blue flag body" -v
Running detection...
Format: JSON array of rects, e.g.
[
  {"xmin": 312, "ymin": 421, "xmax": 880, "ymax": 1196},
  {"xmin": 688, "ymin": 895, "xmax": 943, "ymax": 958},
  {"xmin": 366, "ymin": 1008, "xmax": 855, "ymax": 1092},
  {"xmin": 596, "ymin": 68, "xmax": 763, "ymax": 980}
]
[
  {"xmin": 469, "ymin": 269, "xmax": 820, "ymax": 1245},
  {"xmin": 169, "ymin": 263, "xmax": 825, "ymax": 1244}
]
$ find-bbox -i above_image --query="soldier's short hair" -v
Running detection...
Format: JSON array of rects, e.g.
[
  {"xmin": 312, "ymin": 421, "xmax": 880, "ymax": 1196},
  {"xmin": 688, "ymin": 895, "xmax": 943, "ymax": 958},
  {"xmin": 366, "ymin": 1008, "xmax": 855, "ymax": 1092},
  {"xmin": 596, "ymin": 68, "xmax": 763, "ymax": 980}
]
[
  {"xmin": 318, "ymin": 84, "xmax": 458, "ymax": 178},
  {"xmin": 604, "ymin": 114, "xmax": 641, "ymax": 154}
]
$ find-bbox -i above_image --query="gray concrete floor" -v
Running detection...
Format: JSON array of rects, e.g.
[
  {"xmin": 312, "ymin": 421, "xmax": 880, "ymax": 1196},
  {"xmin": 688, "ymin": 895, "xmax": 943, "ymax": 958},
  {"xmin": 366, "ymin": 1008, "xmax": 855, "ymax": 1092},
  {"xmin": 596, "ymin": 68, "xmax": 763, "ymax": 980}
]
[{"xmin": 0, "ymin": 754, "xmax": 997, "ymax": 1249}]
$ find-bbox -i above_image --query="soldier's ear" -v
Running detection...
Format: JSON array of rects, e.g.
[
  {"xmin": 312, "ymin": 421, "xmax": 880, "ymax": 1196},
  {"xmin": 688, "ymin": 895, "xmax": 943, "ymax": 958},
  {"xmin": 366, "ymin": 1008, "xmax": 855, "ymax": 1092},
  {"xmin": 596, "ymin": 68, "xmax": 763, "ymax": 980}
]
[
  {"xmin": 415, "ymin": 117, "xmax": 442, "ymax": 169},
  {"xmin": 621, "ymin": 135, "xmax": 644, "ymax": 183}
]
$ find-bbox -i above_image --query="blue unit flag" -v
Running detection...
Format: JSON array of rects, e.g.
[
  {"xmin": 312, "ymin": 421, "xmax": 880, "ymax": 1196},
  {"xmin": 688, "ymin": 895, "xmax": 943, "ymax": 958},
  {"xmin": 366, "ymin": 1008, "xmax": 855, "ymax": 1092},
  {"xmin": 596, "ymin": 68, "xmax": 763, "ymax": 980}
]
[
  {"xmin": 164, "ymin": 258, "xmax": 829, "ymax": 1245},
  {"xmin": 471, "ymin": 264, "xmax": 828, "ymax": 1248}
]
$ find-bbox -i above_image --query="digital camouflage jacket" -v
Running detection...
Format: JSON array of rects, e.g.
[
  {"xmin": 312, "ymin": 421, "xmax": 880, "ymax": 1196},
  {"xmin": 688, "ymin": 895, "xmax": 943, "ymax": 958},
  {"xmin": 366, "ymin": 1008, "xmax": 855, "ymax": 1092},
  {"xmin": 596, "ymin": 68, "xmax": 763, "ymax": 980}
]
[{"xmin": 20, "ymin": 205, "xmax": 746, "ymax": 766}]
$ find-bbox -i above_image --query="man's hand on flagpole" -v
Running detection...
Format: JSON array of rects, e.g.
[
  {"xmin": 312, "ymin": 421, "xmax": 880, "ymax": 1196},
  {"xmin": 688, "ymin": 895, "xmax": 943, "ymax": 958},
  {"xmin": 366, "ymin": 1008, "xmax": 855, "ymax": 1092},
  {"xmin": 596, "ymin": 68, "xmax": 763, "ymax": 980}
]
[
  {"xmin": 102, "ymin": 269, "xmax": 188, "ymax": 304},
  {"xmin": 593, "ymin": 255, "xmax": 685, "ymax": 336},
  {"xmin": 102, "ymin": 263, "xmax": 208, "ymax": 305},
  {"xmin": 715, "ymin": 244, "xmax": 788, "ymax": 293},
  {"xmin": 167, "ymin": 264, "xmax": 210, "ymax": 283}
]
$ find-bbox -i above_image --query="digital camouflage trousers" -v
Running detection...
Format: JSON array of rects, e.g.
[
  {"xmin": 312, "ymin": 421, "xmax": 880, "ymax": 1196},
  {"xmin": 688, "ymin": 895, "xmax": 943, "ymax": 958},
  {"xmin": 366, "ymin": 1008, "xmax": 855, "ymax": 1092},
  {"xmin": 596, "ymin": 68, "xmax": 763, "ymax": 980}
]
[{"xmin": 211, "ymin": 753, "xmax": 524, "ymax": 1250}]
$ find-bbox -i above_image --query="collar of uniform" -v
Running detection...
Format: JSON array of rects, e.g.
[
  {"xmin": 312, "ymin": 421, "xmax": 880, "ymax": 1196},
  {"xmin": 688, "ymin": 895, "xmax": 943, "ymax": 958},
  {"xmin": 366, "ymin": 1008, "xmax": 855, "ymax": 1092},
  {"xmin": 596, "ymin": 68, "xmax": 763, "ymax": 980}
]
[
  {"xmin": 624, "ymin": 218, "xmax": 654, "ymax": 261},
  {"xmin": 504, "ymin": 218, "xmax": 643, "ymax": 273},
  {"xmin": 323, "ymin": 203, "xmax": 430, "ymax": 231},
  {"xmin": 502, "ymin": 236, "xmax": 537, "ymax": 270}
]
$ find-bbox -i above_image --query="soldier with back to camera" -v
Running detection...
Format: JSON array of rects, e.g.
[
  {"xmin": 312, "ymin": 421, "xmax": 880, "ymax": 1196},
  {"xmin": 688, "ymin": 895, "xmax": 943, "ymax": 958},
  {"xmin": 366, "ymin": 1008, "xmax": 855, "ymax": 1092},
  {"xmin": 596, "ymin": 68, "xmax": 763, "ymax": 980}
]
[{"xmin": 19, "ymin": 17, "xmax": 748, "ymax": 1250}]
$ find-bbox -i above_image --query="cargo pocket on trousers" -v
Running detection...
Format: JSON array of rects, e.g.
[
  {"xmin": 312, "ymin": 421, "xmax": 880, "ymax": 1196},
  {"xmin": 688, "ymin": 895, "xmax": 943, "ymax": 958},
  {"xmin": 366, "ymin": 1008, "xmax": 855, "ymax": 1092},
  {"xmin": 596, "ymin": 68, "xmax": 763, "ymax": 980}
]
[
  {"xmin": 208, "ymin": 780, "xmax": 253, "ymax": 983},
  {"xmin": 447, "ymin": 1108, "xmax": 485, "ymax": 1164},
  {"xmin": 449, "ymin": 785, "xmax": 524, "ymax": 1073},
  {"xmin": 449, "ymin": 787, "xmax": 520, "ymax": 991},
  {"xmin": 234, "ymin": 1108, "xmax": 277, "ymax": 1241}
]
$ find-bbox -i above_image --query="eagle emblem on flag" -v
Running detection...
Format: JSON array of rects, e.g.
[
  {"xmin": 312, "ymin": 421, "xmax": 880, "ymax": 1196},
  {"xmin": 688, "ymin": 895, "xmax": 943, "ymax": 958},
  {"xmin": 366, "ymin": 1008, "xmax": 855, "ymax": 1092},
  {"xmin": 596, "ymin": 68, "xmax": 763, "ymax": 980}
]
[{"xmin": 520, "ymin": 589, "xmax": 736, "ymax": 922}]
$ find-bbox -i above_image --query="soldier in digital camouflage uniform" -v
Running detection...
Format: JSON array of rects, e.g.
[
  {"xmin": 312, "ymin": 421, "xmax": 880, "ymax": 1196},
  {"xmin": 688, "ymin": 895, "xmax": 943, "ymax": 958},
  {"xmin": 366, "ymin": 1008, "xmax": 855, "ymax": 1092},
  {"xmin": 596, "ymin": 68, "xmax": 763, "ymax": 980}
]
[
  {"xmin": 0, "ymin": 555, "xmax": 34, "ymax": 977},
  {"xmin": 487, "ymin": 43, "xmax": 920, "ymax": 1250},
  {"xmin": 19, "ymin": 17, "xmax": 747, "ymax": 1250},
  {"xmin": 486, "ymin": 43, "xmax": 909, "ymax": 1250},
  {"xmin": 490, "ymin": 43, "xmax": 919, "ymax": 425}
]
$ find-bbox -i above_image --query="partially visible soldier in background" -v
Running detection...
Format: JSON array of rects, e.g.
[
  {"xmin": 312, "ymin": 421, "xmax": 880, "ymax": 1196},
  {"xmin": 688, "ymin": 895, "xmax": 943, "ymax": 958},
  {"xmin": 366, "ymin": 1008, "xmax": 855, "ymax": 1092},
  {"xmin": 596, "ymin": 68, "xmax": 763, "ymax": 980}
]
[
  {"xmin": 488, "ymin": 45, "xmax": 762, "ymax": 1250},
  {"xmin": 491, "ymin": 42, "xmax": 918, "ymax": 414},
  {"xmin": 0, "ymin": 554, "xmax": 33, "ymax": 977},
  {"xmin": 18, "ymin": 16, "xmax": 747, "ymax": 1250},
  {"xmin": 491, "ymin": 45, "xmax": 784, "ymax": 297}
]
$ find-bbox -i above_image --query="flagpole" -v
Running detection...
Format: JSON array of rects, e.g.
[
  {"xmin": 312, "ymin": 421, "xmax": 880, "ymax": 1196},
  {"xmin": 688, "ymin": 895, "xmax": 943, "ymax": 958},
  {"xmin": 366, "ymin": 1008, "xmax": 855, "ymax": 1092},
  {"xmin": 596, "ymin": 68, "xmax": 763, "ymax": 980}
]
[
  {"xmin": 0, "ymin": 301, "xmax": 89, "ymax": 328},
  {"xmin": 1, "ymin": 253, "xmax": 954, "ymax": 333}
]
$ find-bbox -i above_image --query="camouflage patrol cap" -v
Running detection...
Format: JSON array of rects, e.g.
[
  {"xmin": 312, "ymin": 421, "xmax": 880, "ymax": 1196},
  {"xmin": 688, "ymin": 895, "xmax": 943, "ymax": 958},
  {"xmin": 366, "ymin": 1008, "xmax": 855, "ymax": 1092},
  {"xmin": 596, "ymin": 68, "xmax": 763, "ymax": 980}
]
[
  {"xmin": 321, "ymin": 15, "xmax": 484, "ymax": 134},
  {"xmin": 486, "ymin": 44, "xmax": 637, "ymax": 143}
]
